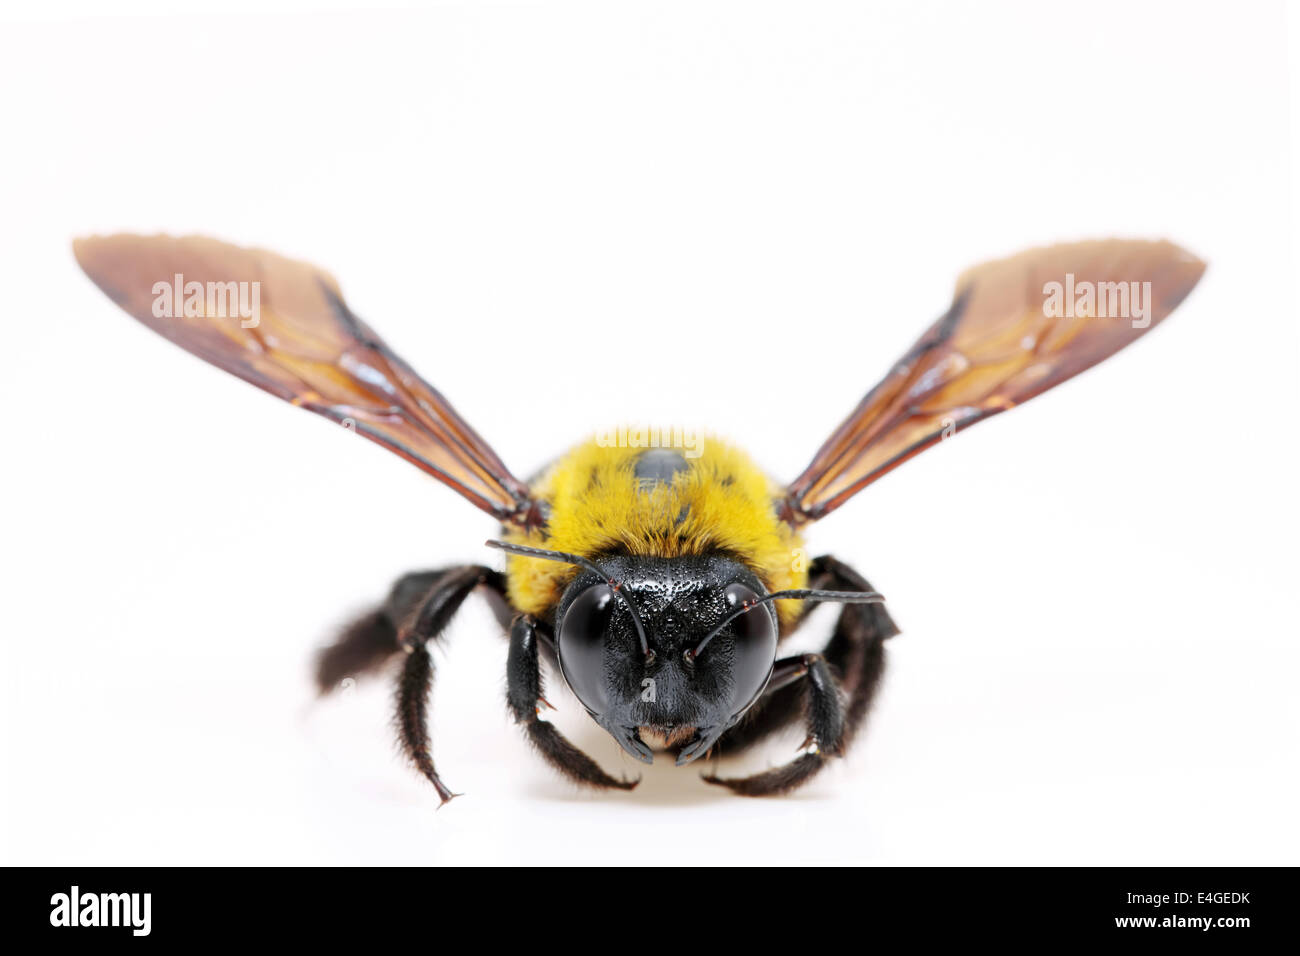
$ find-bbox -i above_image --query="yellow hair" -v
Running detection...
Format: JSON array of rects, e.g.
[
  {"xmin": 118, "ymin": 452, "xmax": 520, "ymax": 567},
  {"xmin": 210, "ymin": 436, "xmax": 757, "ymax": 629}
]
[{"xmin": 503, "ymin": 435, "xmax": 808, "ymax": 627}]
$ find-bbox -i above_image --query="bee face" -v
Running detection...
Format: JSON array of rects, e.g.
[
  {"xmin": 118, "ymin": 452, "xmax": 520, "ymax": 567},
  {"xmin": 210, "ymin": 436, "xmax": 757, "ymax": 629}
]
[{"xmin": 554, "ymin": 554, "xmax": 778, "ymax": 763}]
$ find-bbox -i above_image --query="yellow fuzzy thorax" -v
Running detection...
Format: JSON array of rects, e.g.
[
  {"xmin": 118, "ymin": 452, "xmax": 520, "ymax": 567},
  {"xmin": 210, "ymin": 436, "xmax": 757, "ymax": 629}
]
[{"xmin": 502, "ymin": 435, "xmax": 808, "ymax": 627}]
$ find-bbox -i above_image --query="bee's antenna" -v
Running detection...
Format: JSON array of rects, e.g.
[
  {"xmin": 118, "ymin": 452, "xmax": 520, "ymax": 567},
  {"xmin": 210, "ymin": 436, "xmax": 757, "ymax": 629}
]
[
  {"xmin": 686, "ymin": 587, "xmax": 886, "ymax": 661},
  {"xmin": 484, "ymin": 540, "xmax": 654, "ymax": 662}
]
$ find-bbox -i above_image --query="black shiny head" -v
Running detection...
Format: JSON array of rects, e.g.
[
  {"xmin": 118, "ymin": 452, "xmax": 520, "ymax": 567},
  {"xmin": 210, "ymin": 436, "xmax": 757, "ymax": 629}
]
[
  {"xmin": 553, "ymin": 553, "xmax": 778, "ymax": 763},
  {"xmin": 485, "ymin": 539, "xmax": 884, "ymax": 766}
]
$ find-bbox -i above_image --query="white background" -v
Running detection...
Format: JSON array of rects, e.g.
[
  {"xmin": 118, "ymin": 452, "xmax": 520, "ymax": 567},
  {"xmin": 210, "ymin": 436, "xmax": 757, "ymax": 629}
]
[{"xmin": 2, "ymin": 1, "xmax": 1297, "ymax": 865}]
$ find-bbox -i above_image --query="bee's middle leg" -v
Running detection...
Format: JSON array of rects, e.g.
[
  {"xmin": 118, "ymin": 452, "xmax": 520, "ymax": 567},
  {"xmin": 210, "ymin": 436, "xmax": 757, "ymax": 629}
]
[
  {"xmin": 319, "ymin": 565, "xmax": 509, "ymax": 805},
  {"xmin": 314, "ymin": 566, "xmax": 511, "ymax": 693}
]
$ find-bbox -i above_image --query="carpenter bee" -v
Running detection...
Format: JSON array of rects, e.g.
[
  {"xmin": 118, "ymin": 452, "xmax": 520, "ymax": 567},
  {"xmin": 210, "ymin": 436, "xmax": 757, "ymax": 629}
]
[{"xmin": 74, "ymin": 235, "xmax": 1204, "ymax": 801}]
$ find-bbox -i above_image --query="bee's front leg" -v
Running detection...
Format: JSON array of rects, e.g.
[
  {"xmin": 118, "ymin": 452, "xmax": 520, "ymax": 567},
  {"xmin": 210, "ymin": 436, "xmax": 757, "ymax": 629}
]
[
  {"xmin": 717, "ymin": 555, "xmax": 896, "ymax": 759},
  {"xmin": 506, "ymin": 615, "xmax": 640, "ymax": 791},
  {"xmin": 702, "ymin": 653, "xmax": 845, "ymax": 796}
]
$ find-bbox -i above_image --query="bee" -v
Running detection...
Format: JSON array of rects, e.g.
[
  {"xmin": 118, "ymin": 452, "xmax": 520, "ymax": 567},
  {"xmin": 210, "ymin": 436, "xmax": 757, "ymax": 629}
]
[{"xmin": 74, "ymin": 235, "xmax": 1204, "ymax": 801}]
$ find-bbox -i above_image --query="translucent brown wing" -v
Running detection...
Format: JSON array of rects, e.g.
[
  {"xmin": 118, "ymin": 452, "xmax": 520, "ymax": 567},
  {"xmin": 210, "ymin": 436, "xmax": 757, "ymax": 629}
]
[
  {"xmin": 783, "ymin": 239, "xmax": 1206, "ymax": 524},
  {"xmin": 74, "ymin": 234, "xmax": 540, "ymax": 526}
]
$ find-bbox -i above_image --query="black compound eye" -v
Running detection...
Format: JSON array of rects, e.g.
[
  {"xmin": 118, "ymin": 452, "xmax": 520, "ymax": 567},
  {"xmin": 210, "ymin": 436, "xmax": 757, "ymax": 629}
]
[
  {"xmin": 723, "ymin": 583, "xmax": 778, "ymax": 715},
  {"xmin": 557, "ymin": 583, "xmax": 615, "ymax": 715}
]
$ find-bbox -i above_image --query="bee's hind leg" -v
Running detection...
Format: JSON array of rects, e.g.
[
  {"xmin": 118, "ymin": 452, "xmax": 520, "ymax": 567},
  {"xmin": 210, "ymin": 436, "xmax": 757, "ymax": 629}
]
[
  {"xmin": 706, "ymin": 555, "xmax": 898, "ymax": 796},
  {"xmin": 506, "ymin": 614, "xmax": 640, "ymax": 792},
  {"xmin": 314, "ymin": 607, "xmax": 401, "ymax": 695}
]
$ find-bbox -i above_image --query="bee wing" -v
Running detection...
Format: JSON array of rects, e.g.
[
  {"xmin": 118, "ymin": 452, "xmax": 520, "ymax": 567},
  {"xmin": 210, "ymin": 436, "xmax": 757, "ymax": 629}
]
[
  {"xmin": 74, "ymin": 234, "xmax": 539, "ymax": 525},
  {"xmin": 782, "ymin": 239, "xmax": 1206, "ymax": 524}
]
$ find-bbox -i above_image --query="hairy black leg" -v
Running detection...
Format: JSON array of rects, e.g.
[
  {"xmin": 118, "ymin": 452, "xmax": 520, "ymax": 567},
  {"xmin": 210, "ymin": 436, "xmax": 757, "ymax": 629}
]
[
  {"xmin": 506, "ymin": 615, "xmax": 639, "ymax": 791},
  {"xmin": 391, "ymin": 566, "xmax": 513, "ymax": 637},
  {"xmin": 814, "ymin": 556, "xmax": 897, "ymax": 748},
  {"xmin": 703, "ymin": 654, "xmax": 844, "ymax": 796},
  {"xmin": 393, "ymin": 565, "xmax": 505, "ymax": 804},
  {"xmin": 315, "ymin": 609, "xmax": 399, "ymax": 694},
  {"xmin": 316, "ymin": 566, "xmax": 513, "ymax": 691},
  {"xmin": 396, "ymin": 645, "xmax": 459, "ymax": 803},
  {"xmin": 715, "ymin": 676, "xmax": 804, "ymax": 753},
  {"xmin": 393, "ymin": 566, "xmax": 498, "ymax": 649},
  {"xmin": 711, "ymin": 556, "xmax": 897, "ymax": 792},
  {"xmin": 315, "ymin": 566, "xmax": 485, "ymax": 692},
  {"xmin": 316, "ymin": 566, "xmax": 513, "ymax": 802},
  {"xmin": 713, "ymin": 557, "xmax": 848, "ymax": 751}
]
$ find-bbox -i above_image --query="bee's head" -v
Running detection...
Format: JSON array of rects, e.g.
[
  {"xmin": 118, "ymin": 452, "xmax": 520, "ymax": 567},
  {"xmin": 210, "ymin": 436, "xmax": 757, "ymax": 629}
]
[
  {"xmin": 553, "ymin": 553, "xmax": 778, "ymax": 763},
  {"xmin": 487, "ymin": 540, "xmax": 884, "ymax": 766}
]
